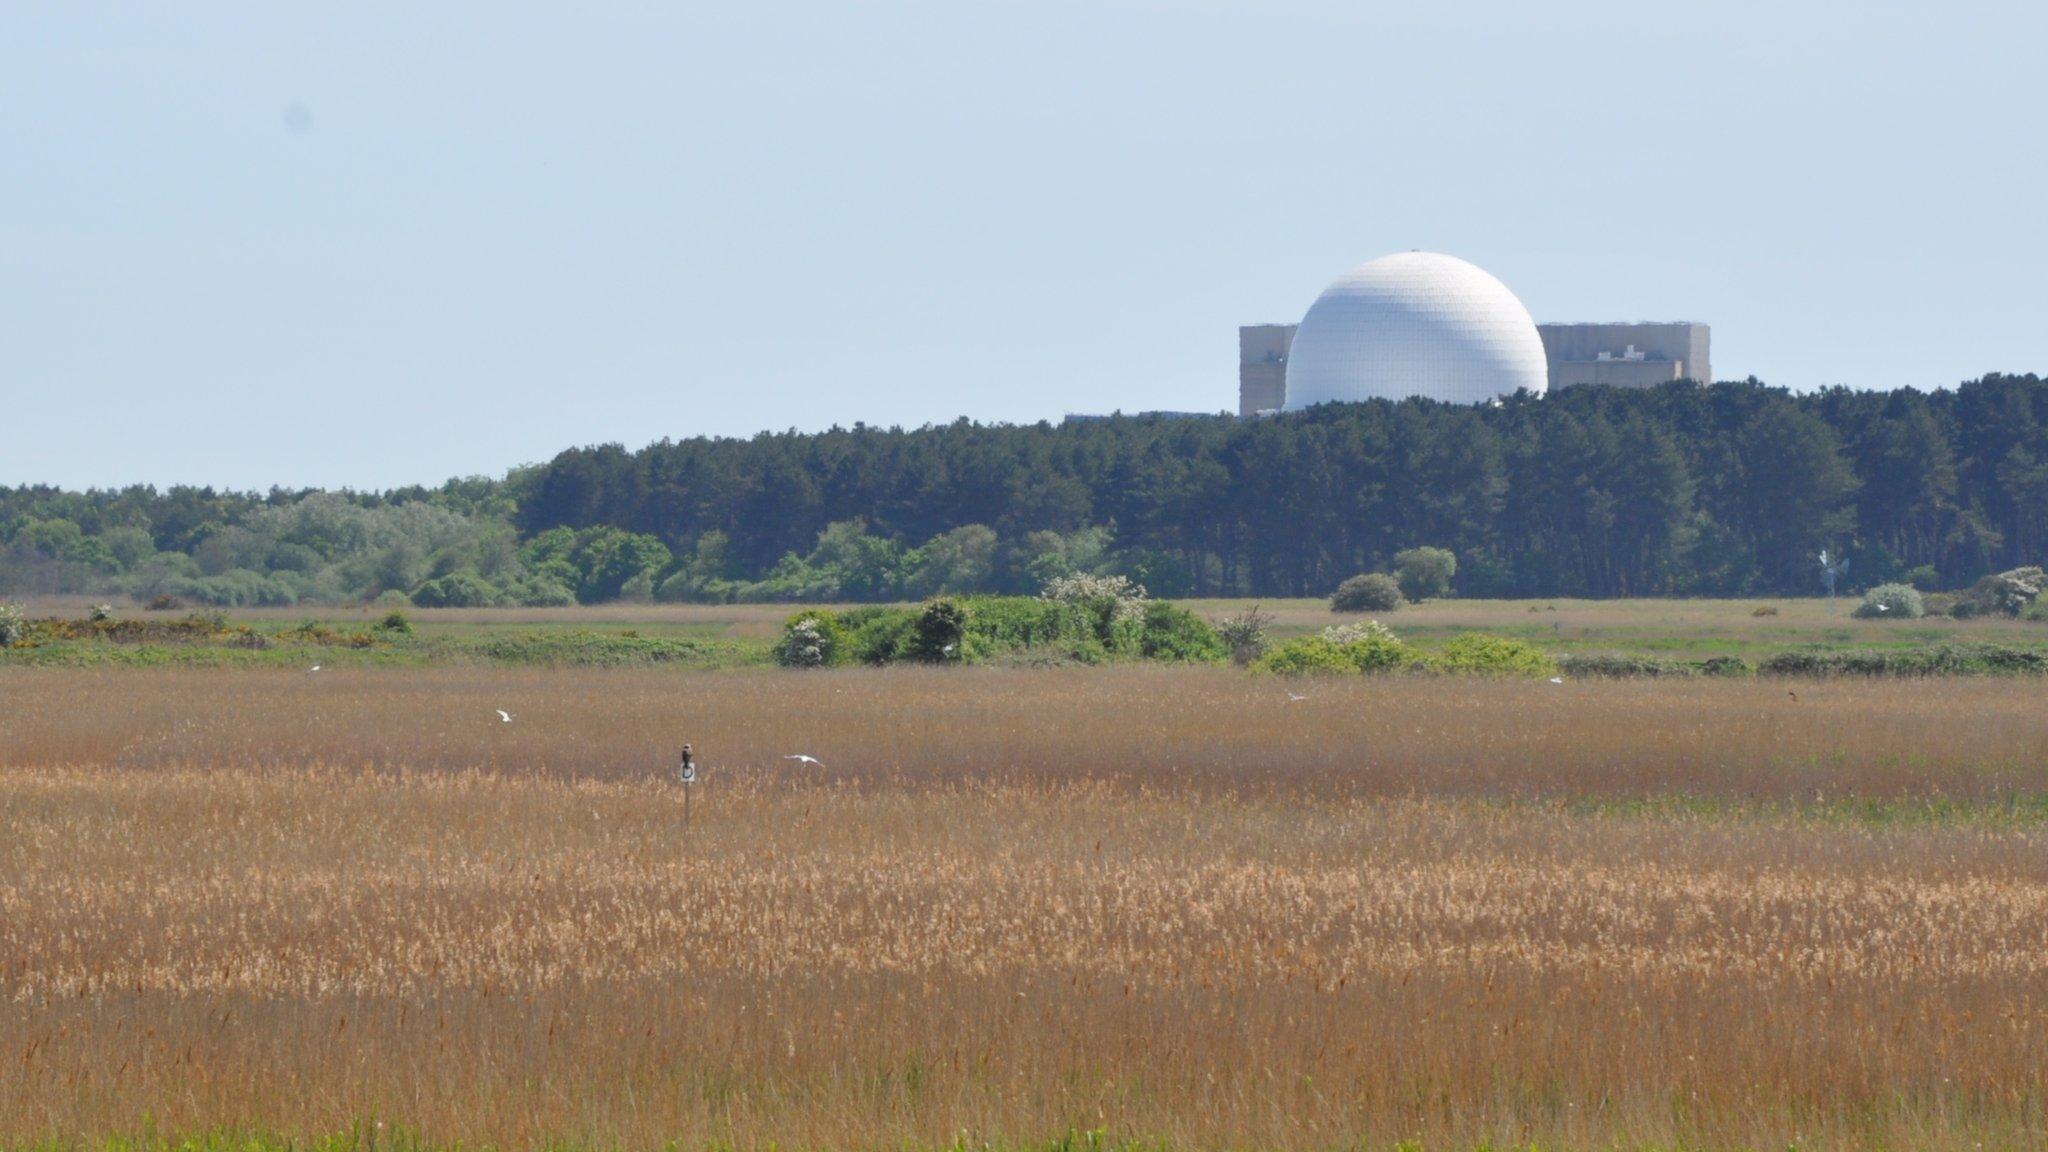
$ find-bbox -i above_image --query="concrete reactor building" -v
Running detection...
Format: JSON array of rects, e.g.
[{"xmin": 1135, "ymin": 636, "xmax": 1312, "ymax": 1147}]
[
  {"xmin": 1238, "ymin": 251, "xmax": 1711, "ymax": 416},
  {"xmin": 1279, "ymin": 251, "xmax": 1549, "ymax": 412},
  {"xmin": 1537, "ymin": 322, "xmax": 1710, "ymax": 391}
]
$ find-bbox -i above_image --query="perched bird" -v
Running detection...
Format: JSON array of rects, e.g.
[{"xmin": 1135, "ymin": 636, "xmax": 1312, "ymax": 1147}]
[
  {"xmin": 1548, "ymin": 676, "xmax": 1564, "ymax": 685},
  {"xmin": 1787, "ymin": 690, "xmax": 1799, "ymax": 702},
  {"xmin": 307, "ymin": 665, "xmax": 323, "ymax": 674},
  {"xmin": 783, "ymin": 754, "xmax": 823, "ymax": 767},
  {"xmin": 496, "ymin": 709, "xmax": 514, "ymax": 723}
]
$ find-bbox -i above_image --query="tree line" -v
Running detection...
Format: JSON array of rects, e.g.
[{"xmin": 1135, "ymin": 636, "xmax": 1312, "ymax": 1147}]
[{"xmin": 4, "ymin": 375, "xmax": 2046, "ymax": 605}]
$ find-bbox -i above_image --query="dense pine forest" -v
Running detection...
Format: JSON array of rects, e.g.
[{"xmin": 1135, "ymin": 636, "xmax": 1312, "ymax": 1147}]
[{"xmin": 5, "ymin": 376, "xmax": 2046, "ymax": 605}]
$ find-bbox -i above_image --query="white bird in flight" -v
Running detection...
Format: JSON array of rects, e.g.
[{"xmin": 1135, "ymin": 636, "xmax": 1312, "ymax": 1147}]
[
  {"xmin": 783, "ymin": 754, "xmax": 823, "ymax": 766},
  {"xmin": 496, "ymin": 709, "xmax": 513, "ymax": 723}
]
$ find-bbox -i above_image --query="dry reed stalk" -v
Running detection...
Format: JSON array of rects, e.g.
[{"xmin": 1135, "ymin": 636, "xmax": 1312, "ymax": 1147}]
[{"xmin": 3, "ymin": 667, "xmax": 2047, "ymax": 1150}]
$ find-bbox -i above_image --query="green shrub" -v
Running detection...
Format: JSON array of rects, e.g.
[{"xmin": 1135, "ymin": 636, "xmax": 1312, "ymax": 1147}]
[
  {"xmin": 1255, "ymin": 637, "xmax": 1364, "ymax": 676},
  {"xmin": 1951, "ymin": 566, "xmax": 2046, "ymax": 618},
  {"xmin": 1257, "ymin": 624, "xmax": 1414, "ymax": 675},
  {"xmin": 907, "ymin": 598, "xmax": 969, "ymax": 662},
  {"xmin": 1699, "ymin": 656, "xmax": 1755, "ymax": 678},
  {"xmin": 410, "ymin": 572, "xmax": 501, "ymax": 608},
  {"xmin": 1138, "ymin": 601, "xmax": 1227, "ymax": 663},
  {"xmin": 377, "ymin": 610, "xmax": 414, "ymax": 634},
  {"xmin": 1760, "ymin": 644, "xmax": 2048, "ymax": 677},
  {"xmin": 1557, "ymin": 653, "xmax": 1691, "ymax": 678},
  {"xmin": 1038, "ymin": 574, "xmax": 1148, "ymax": 654},
  {"xmin": 1904, "ymin": 565, "xmax": 1940, "ymax": 590},
  {"xmin": 1425, "ymin": 633, "xmax": 1555, "ymax": 677},
  {"xmin": 845, "ymin": 609, "xmax": 916, "ymax": 665},
  {"xmin": 1320, "ymin": 620, "xmax": 1410, "ymax": 671},
  {"xmin": 1330, "ymin": 573, "xmax": 1404, "ymax": 613},
  {"xmin": 1853, "ymin": 583, "xmax": 1925, "ymax": 619},
  {"xmin": 774, "ymin": 609, "xmax": 846, "ymax": 668},
  {"xmin": 1393, "ymin": 546, "xmax": 1457, "ymax": 601},
  {"xmin": 0, "ymin": 603, "xmax": 23, "ymax": 646}
]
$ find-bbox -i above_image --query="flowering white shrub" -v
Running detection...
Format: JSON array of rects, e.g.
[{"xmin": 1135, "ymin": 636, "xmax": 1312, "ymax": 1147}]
[
  {"xmin": 0, "ymin": 603, "xmax": 23, "ymax": 646},
  {"xmin": 774, "ymin": 618, "xmax": 830, "ymax": 668},
  {"xmin": 1038, "ymin": 572, "xmax": 1149, "ymax": 622},
  {"xmin": 1322, "ymin": 619, "xmax": 1399, "ymax": 645},
  {"xmin": 89, "ymin": 604, "xmax": 113, "ymax": 623}
]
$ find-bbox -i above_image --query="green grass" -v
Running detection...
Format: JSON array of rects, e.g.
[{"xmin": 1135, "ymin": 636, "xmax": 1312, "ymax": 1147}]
[{"xmin": 6, "ymin": 596, "xmax": 2047, "ymax": 671}]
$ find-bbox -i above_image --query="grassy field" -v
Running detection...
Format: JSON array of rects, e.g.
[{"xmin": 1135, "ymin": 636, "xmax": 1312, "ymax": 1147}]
[
  {"xmin": 8, "ymin": 595, "xmax": 2047, "ymax": 669},
  {"xmin": 5, "ymin": 666, "xmax": 2048, "ymax": 1150}
]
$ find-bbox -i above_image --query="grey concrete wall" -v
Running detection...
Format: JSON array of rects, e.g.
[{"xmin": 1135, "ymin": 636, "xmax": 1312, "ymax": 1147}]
[{"xmin": 1239, "ymin": 324, "xmax": 1296, "ymax": 416}]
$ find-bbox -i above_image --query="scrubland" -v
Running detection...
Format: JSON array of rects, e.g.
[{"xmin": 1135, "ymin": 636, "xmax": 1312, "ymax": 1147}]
[{"xmin": 4, "ymin": 666, "xmax": 2048, "ymax": 1150}]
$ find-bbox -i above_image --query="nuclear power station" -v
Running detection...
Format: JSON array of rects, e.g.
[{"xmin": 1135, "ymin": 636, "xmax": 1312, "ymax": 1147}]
[{"xmin": 1236, "ymin": 251, "xmax": 1712, "ymax": 417}]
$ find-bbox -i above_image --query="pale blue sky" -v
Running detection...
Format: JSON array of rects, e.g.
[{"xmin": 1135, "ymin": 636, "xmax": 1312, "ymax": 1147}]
[{"xmin": 5, "ymin": 2, "xmax": 2044, "ymax": 490}]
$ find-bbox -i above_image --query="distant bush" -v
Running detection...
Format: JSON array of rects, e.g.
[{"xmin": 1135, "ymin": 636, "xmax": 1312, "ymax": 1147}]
[
  {"xmin": 1257, "ymin": 621, "xmax": 1413, "ymax": 675},
  {"xmin": 1393, "ymin": 547, "xmax": 1457, "ymax": 601},
  {"xmin": 1760, "ymin": 644, "xmax": 2048, "ymax": 677},
  {"xmin": 774, "ymin": 610, "xmax": 846, "ymax": 668},
  {"xmin": 1039, "ymin": 573, "xmax": 1148, "ymax": 653},
  {"xmin": 1952, "ymin": 566, "xmax": 2046, "ymax": 618},
  {"xmin": 907, "ymin": 598, "xmax": 969, "ymax": 662},
  {"xmin": 843, "ymin": 607, "xmax": 915, "ymax": 665},
  {"xmin": 1699, "ymin": 656, "xmax": 1755, "ymax": 678},
  {"xmin": 410, "ymin": 572, "xmax": 501, "ymax": 608},
  {"xmin": 1424, "ymin": 634, "xmax": 1555, "ymax": 677},
  {"xmin": 145, "ymin": 594, "xmax": 184, "ymax": 611},
  {"xmin": 1904, "ymin": 565, "xmax": 1940, "ymax": 590},
  {"xmin": 1256, "ymin": 637, "xmax": 1367, "ymax": 676},
  {"xmin": 1137, "ymin": 601, "xmax": 1227, "ymax": 663},
  {"xmin": 1331, "ymin": 573, "xmax": 1404, "ymax": 613},
  {"xmin": 1215, "ymin": 604, "xmax": 1274, "ymax": 666},
  {"xmin": 1750, "ymin": 605, "xmax": 1780, "ymax": 617},
  {"xmin": 377, "ymin": 610, "xmax": 414, "ymax": 634},
  {"xmin": 1556, "ymin": 653, "xmax": 1755, "ymax": 678},
  {"xmin": 1557, "ymin": 653, "xmax": 1692, "ymax": 679},
  {"xmin": 88, "ymin": 603, "xmax": 112, "ymax": 623},
  {"xmin": 503, "ymin": 576, "xmax": 575, "ymax": 608},
  {"xmin": 1853, "ymin": 583, "xmax": 1925, "ymax": 619},
  {"xmin": 0, "ymin": 603, "xmax": 23, "ymax": 647}
]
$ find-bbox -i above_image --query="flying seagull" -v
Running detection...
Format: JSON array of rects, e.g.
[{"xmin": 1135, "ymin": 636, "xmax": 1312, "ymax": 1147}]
[
  {"xmin": 496, "ymin": 709, "xmax": 513, "ymax": 723},
  {"xmin": 783, "ymin": 754, "xmax": 823, "ymax": 767}
]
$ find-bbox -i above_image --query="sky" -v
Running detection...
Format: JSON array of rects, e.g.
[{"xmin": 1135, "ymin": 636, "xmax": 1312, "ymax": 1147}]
[{"xmin": 4, "ymin": 1, "xmax": 2045, "ymax": 491}]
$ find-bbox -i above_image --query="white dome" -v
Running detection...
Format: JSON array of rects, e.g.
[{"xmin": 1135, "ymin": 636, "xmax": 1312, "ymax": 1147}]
[{"xmin": 1283, "ymin": 251, "xmax": 1548, "ymax": 409}]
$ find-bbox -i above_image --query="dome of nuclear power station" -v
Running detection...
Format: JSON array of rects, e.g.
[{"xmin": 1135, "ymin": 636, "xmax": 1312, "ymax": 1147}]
[{"xmin": 1282, "ymin": 251, "xmax": 1548, "ymax": 409}]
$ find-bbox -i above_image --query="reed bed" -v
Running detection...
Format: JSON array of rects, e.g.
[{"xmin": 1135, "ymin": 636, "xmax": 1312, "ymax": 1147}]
[{"xmin": 3, "ymin": 667, "xmax": 2047, "ymax": 1150}]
